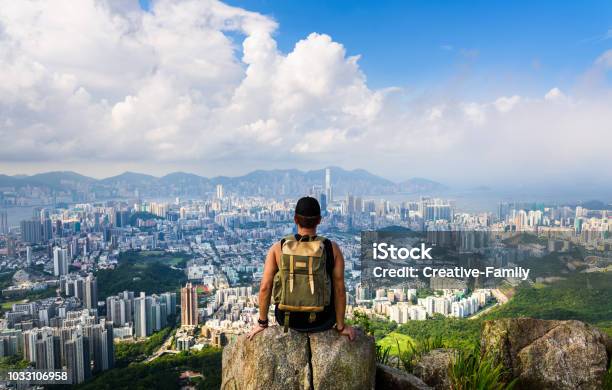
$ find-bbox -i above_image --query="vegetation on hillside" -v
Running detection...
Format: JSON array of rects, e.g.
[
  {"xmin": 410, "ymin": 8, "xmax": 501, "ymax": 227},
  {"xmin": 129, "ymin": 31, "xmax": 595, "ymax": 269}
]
[
  {"xmin": 0, "ymin": 287, "xmax": 57, "ymax": 315},
  {"xmin": 396, "ymin": 316, "xmax": 481, "ymax": 350},
  {"xmin": 368, "ymin": 272, "xmax": 612, "ymax": 352},
  {"xmin": 77, "ymin": 348, "xmax": 222, "ymax": 390},
  {"xmin": 0, "ymin": 356, "xmax": 30, "ymax": 370},
  {"xmin": 114, "ymin": 327, "xmax": 173, "ymax": 368},
  {"xmin": 129, "ymin": 212, "xmax": 162, "ymax": 226},
  {"xmin": 0, "ymin": 271, "xmax": 15, "ymax": 290},
  {"xmin": 485, "ymin": 272, "xmax": 612, "ymax": 334},
  {"xmin": 96, "ymin": 251, "xmax": 188, "ymax": 299},
  {"xmin": 367, "ymin": 271, "xmax": 612, "ymax": 387}
]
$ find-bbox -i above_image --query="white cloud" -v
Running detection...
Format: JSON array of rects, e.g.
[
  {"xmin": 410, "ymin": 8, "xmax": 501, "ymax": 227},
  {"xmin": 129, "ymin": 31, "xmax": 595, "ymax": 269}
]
[
  {"xmin": 0, "ymin": 0, "xmax": 611, "ymax": 184},
  {"xmin": 494, "ymin": 95, "xmax": 521, "ymax": 113},
  {"xmin": 544, "ymin": 87, "xmax": 566, "ymax": 101},
  {"xmin": 462, "ymin": 103, "xmax": 486, "ymax": 124},
  {"xmin": 595, "ymin": 49, "xmax": 612, "ymax": 68}
]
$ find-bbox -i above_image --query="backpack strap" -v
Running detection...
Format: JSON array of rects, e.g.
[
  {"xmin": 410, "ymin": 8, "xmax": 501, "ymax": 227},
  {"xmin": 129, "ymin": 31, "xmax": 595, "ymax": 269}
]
[
  {"xmin": 323, "ymin": 238, "xmax": 334, "ymax": 277},
  {"xmin": 308, "ymin": 256, "xmax": 314, "ymax": 294},
  {"xmin": 278, "ymin": 234, "xmax": 293, "ymax": 268}
]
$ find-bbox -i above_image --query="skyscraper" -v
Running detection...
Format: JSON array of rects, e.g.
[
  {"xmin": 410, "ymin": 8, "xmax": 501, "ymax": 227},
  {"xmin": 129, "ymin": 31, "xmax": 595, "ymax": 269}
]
[
  {"xmin": 181, "ymin": 283, "xmax": 198, "ymax": 327},
  {"xmin": 26, "ymin": 246, "xmax": 32, "ymax": 266},
  {"xmin": 319, "ymin": 193, "xmax": 327, "ymax": 213},
  {"xmin": 216, "ymin": 184, "xmax": 224, "ymax": 200},
  {"xmin": 346, "ymin": 194, "xmax": 355, "ymax": 215},
  {"xmin": 65, "ymin": 329, "xmax": 91, "ymax": 384},
  {"xmin": 42, "ymin": 218, "xmax": 53, "ymax": 242},
  {"xmin": 106, "ymin": 296, "xmax": 129, "ymax": 326},
  {"xmin": 87, "ymin": 321, "xmax": 114, "ymax": 373},
  {"xmin": 20, "ymin": 219, "xmax": 42, "ymax": 243},
  {"xmin": 0, "ymin": 209, "xmax": 8, "ymax": 234},
  {"xmin": 23, "ymin": 327, "xmax": 59, "ymax": 370},
  {"xmin": 53, "ymin": 247, "xmax": 69, "ymax": 276},
  {"xmin": 324, "ymin": 168, "xmax": 333, "ymax": 202},
  {"xmin": 133, "ymin": 292, "xmax": 151, "ymax": 337},
  {"xmin": 160, "ymin": 292, "xmax": 177, "ymax": 316},
  {"xmin": 84, "ymin": 274, "xmax": 98, "ymax": 310}
]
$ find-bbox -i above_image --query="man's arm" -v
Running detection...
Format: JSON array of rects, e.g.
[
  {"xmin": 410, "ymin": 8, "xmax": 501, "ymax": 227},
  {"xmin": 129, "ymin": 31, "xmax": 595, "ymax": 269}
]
[
  {"xmin": 332, "ymin": 241, "xmax": 356, "ymax": 340},
  {"xmin": 258, "ymin": 242, "xmax": 279, "ymax": 320},
  {"xmin": 248, "ymin": 243, "xmax": 279, "ymax": 340}
]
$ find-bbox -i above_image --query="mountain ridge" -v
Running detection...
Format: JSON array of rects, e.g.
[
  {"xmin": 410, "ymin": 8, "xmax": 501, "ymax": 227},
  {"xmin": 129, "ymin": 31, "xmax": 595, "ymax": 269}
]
[{"xmin": 0, "ymin": 167, "xmax": 448, "ymax": 196}]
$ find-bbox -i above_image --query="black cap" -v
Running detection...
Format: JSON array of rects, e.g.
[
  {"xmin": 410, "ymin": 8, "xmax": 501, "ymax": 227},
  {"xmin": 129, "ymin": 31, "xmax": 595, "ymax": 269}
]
[{"xmin": 295, "ymin": 196, "xmax": 321, "ymax": 217}]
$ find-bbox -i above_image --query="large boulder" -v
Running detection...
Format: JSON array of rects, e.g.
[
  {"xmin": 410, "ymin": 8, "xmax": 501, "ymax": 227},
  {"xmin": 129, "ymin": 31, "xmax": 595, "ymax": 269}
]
[
  {"xmin": 412, "ymin": 348, "xmax": 455, "ymax": 390},
  {"xmin": 375, "ymin": 363, "xmax": 432, "ymax": 390},
  {"xmin": 481, "ymin": 318, "xmax": 611, "ymax": 390},
  {"xmin": 222, "ymin": 326, "xmax": 311, "ymax": 390},
  {"xmin": 222, "ymin": 326, "xmax": 377, "ymax": 390},
  {"xmin": 309, "ymin": 329, "xmax": 376, "ymax": 390}
]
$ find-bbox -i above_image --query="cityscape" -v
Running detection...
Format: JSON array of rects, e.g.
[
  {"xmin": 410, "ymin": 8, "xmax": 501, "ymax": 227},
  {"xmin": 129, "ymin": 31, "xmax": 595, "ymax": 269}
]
[
  {"xmin": 1, "ymin": 0, "xmax": 612, "ymax": 388},
  {"xmin": 0, "ymin": 167, "xmax": 610, "ymax": 386}
]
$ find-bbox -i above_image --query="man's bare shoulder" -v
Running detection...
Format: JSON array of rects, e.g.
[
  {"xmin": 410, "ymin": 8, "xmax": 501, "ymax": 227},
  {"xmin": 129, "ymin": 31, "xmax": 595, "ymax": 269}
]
[
  {"xmin": 270, "ymin": 241, "xmax": 281, "ymax": 252},
  {"xmin": 329, "ymin": 240, "xmax": 343, "ymax": 255}
]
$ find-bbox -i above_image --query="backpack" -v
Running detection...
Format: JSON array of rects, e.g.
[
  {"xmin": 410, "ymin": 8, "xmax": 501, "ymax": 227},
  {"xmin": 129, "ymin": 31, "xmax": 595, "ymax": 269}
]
[{"xmin": 272, "ymin": 234, "xmax": 332, "ymax": 331}]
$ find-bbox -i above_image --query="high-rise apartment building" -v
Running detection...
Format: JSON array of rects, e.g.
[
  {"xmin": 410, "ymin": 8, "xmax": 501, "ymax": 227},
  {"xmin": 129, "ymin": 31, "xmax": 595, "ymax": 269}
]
[
  {"xmin": 65, "ymin": 329, "xmax": 91, "ymax": 384},
  {"xmin": 324, "ymin": 168, "xmax": 333, "ymax": 202},
  {"xmin": 106, "ymin": 291, "xmax": 134, "ymax": 327},
  {"xmin": 160, "ymin": 292, "xmax": 177, "ymax": 316},
  {"xmin": 216, "ymin": 184, "xmax": 224, "ymax": 200},
  {"xmin": 42, "ymin": 218, "xmax": 53, "ymax": 242},
  {"xmin": 23, "ymin": 327, "xmax": 59, "ymax": 370},
  {"xmin": 20, "ymin": 219, "xmax": 42, "ymax": 243},
  {"xmin": 132, "ymin": 292, "xmax": 170, "ymax": 337},
  {"xmin": 133, "ymin": 292, "xmax": 151, "ymax": 338},
  {"xmin": 84, "ymin": 274, "xmax": 98, "ymax": 310},
  {"xmin": 181, "ymin": 283, "xmax": 198, "ymax": 327},
  {"xmin": 0, "ymin": 329, "xmax": 22, "ymax": 357},
  {"xmin": 53, "ymin": 247, "xmax": 69, "ymax": 276},
  {"xmin": 0, "ymin": 209, "xmax": 8, "ymax": 234}
]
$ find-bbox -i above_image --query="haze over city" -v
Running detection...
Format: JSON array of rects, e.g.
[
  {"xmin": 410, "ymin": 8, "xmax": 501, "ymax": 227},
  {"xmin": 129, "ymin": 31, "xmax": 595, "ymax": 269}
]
[{"xmin": 0, "ymin": 0, "xmax": 611, "ymax": 188}]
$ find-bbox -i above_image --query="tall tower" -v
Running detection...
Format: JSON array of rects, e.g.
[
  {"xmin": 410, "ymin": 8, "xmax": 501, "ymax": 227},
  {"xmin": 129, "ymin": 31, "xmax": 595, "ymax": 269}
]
[
  {"xmin": 324, "ymin": 168, "xmax": 333, "ymax": 203},
  {"xmin": 65, "ymin": 329, "xmax": 91, "ymax": 384},
  {"xmin": 181, "ymin": 283, "xmax": 198, "ymax": 327},
  {"xmin": 84, "ymin": 274, "xmax": 98, "ymax": 309},
  {"xmin": 216, "ymin": 184, "xmax": 224, "ymax": 200},
  {"xmin": 0, "ymin": 209, "xmax": 8, "ymax": 234},
  {"xmin": 133, "ymin": 292, "xmax": 151, "ymax": 337},
  {"xmin": 53, "ymin": 247, "xmax": 69, "ymax": 276}
]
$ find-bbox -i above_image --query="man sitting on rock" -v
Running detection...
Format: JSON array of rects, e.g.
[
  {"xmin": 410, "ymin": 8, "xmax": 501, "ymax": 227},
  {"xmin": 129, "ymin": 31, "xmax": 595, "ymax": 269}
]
[{"xmin": 248, "ymin": 196, "xmax": 356, "ymax": 341}]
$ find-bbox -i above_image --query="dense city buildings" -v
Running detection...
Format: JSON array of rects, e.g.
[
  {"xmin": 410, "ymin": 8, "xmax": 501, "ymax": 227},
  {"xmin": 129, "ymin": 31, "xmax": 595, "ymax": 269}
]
[{"xmin": 0, "ymin": 168, "xmax": 610, "ymax": 385}]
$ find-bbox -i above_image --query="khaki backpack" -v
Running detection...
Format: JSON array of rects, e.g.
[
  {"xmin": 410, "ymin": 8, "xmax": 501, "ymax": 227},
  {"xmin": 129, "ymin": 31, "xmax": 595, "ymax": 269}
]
[{"xmin": 272, "ymin": 234, "xmax": 331, "ymax": 331}]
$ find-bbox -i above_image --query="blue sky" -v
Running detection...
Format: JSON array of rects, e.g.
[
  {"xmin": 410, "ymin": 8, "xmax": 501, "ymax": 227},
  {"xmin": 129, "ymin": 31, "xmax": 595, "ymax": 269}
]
[
  {"xmin": 217, "ymin": 0, "xmax": 612, "ymax": 97},
  {"xmin": 1, "ymin": 0, "xmax": 610, "ymax": 184}
]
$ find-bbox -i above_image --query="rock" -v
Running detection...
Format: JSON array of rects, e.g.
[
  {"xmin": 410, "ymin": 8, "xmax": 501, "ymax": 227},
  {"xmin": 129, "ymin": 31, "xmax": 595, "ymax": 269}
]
[
  {"xmin": 412, "ymin": 348, "xmax": 455, "ymax": 390},
  {"xmin": 481, "ymin": 318, "xmax": 610, "ymax": 390},
  {"xmin": 309, "ymin": 329, "xmax": 376, "ymax": 390},
  {"xmin": 222, "ymin": 326, "xmax": 377, "ymax": 390},
  {"xmin": 221, "ymin": 326, "xmax": 311, "ymax": 390},
  {"xmin": 375, "ymin": 363, "xmax": 432, "ymax": 390}
]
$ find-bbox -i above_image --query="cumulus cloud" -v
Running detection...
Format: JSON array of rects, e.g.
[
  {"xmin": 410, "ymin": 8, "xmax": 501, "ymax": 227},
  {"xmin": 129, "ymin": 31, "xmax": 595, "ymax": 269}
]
[
  {"xmin": 494, "ymin": 95, "xmax": 521, "ymax": 113},
  {"xmin": 544, "ymin": 87, "xmax": 566, "ymax": 101},
  {"xmin": 0, "ymin": 0, "xmax": 611, "ymax": 184}
]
